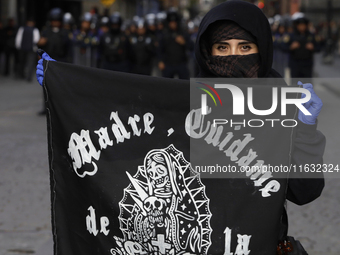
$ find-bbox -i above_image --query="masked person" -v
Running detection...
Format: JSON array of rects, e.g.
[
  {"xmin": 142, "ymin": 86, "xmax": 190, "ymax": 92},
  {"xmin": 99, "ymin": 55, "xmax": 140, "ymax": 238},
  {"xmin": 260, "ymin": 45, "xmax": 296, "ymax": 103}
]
[
  {"xmin": 194, "ymin": 0, "xmax": 325, "ymax": 253},
  {"xmin": 36, "ymin": 2, "xmax": 325, "ymax": 254}
]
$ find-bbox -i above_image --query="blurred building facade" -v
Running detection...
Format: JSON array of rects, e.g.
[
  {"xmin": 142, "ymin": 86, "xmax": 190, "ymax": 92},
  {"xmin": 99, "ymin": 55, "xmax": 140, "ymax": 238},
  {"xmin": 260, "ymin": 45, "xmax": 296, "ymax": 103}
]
[
  {"xmin": 1, "ymin": 0, "xmax": 339, "ymax": 28},
  {"xmin": 300, "ymin": 0, "xmax": 340, "ymax": 23}
]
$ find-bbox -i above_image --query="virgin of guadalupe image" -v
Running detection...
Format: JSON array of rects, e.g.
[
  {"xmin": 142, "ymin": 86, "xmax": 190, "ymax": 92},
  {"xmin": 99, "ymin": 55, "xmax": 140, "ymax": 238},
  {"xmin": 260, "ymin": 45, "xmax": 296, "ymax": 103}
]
[{"xmin": 112, "ymin": 145, "xmax": 212, "ymax": 255}]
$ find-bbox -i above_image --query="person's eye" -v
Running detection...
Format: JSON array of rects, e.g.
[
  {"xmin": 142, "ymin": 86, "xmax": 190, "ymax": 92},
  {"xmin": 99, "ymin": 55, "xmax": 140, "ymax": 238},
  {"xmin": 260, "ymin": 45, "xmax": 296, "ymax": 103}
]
[
  {"xmin": 217, "ymin": 45, "xmax": 227, "ymax": 51},
  {"xmin": 240, "ymin": 45, "xmax": 252, "ymax": 51}
]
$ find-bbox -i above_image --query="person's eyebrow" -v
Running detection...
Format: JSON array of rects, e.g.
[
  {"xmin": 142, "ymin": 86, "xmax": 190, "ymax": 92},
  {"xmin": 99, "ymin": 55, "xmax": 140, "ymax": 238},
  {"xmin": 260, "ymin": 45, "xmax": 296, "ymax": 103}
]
[
  {"xmin": 214, "ymin": 41, "xmax": 230, "ymax": 45},
  {"xmin": 238, "ymin": 41, "xmax": 254, "ymax": 45},
  {"xmin": 214, "ymin": 40, "xmax": 254, "ymax": 45}
]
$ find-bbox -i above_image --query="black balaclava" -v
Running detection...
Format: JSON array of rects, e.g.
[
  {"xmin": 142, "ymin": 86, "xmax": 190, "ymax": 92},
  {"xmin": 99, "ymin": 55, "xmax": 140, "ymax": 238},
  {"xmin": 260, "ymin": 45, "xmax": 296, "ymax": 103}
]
[
  {"xmin": 203, "ymin": 20, "xmax": 260, "ymax": 78},
  {"xmin": 195, "ymin": 0, "xmax": 279, "ymax": 78}
]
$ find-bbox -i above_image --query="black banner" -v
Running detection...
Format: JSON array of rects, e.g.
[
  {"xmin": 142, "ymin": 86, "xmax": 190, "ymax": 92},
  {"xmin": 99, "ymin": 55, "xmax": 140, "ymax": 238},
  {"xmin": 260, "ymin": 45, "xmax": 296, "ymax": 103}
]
[{"xmin": 43, "ymin": 61, "xmax": 298, "ymax": 255}]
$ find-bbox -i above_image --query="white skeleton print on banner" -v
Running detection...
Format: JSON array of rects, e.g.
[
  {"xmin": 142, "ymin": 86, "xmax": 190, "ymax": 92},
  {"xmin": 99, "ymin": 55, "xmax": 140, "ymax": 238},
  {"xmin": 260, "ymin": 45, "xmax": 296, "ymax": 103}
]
[{"xmin": 111, "ymin": 145, "xmax": 212, "ymax": 255}]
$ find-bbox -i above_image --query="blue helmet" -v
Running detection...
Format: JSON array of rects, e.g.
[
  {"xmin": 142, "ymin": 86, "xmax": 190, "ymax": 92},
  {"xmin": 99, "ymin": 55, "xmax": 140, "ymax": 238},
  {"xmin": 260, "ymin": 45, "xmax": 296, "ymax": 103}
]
[
  {"xmin": 63, "ymin": 12, "xmax": 74, "ymax": 25},
  {"xmin": 110, "ymin": 12, "xmax": 122, "ymax": 26},
  {"xmin": 49, "ymin": 8, "xmax": 64, "ymax": 21},
  {"xmin": 82, "ymin": 12, "xmax": 92, "ymax": 22}
]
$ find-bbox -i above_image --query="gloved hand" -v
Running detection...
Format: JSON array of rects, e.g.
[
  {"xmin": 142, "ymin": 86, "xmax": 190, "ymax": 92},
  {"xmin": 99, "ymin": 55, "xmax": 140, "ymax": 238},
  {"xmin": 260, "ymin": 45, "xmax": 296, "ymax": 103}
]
[
  {"xmin": 36, "ymin": 49, "xmax": 56, "ymax": 86},
  {"xmin": 297, "ymin": 81, "xmax": 323, "ymax": 125}
]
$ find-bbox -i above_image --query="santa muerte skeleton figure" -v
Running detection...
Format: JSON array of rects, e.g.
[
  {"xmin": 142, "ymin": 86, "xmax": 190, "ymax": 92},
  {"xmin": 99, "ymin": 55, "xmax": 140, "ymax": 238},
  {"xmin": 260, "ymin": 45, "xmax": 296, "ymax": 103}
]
[{"xmin": 112, "ymin": 145, "xmax": 212, "ymax": 255}]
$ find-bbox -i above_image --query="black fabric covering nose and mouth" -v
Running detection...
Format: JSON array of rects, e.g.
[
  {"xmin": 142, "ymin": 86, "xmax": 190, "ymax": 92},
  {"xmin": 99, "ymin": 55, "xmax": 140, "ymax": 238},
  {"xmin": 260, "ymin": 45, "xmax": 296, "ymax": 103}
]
[
  {"xmin": 207, "ymin": 53, "xmax": 260, "ymax": 78},
  {"xmin": 202, "ymin": 20, "xmax": 260, "ymax": 78}
]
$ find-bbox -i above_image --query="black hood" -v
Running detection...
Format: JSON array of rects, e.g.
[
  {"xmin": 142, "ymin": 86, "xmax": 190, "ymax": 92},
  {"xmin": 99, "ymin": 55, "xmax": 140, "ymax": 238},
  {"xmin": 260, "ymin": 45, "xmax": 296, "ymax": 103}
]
[{"xmin": 195, "ymin": 0, "xmax": 279, "ymax": 78}]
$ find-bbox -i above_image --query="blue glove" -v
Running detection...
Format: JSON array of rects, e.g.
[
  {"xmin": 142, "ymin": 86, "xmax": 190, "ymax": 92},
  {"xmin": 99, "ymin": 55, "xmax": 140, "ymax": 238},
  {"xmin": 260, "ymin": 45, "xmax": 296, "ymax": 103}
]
[
  {"xmin": 36, "ymin": 49, "xmax": 56, "ymax": 86},
  {"xmin": 297, "ymin": 81, "xmax": 323, "ymax": 125}
]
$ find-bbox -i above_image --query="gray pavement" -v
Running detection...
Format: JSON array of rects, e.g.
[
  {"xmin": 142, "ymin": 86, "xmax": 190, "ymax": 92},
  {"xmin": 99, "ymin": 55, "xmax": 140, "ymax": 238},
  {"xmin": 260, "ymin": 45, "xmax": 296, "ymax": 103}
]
[
  {"xmin": 0, "ymin": 55, "xmax": 339, "ymax": 255},
  {"xmin": 0, "ymin": 78, "xmax": 52, "ymax": 255},
  {"xmin": 286, "ymin": 53, "xmax": 340, "ymax": 255}
]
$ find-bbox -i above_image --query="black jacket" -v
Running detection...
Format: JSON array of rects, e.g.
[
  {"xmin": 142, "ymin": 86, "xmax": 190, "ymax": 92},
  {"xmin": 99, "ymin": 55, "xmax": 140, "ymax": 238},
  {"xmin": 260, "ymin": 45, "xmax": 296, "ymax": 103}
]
[
  {"xmin": 194, "ymin": 0, "xmax": 325, "ymax": 207},
  {"xmin": 158, "ymin": 28, "xmax": 191, "ymax": 65},
  {"xmin": 284, "ymin": 31, "xmax": 321, "ymax": 61}
]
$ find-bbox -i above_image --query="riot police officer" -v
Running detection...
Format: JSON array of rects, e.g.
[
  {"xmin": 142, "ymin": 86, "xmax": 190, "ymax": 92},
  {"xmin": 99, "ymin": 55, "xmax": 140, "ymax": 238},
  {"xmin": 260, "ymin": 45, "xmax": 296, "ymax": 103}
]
[
  {"xmin": 187, "ymin": 18, "xmax": 200, "ymax": 77},
  {"xmin": 130, "ymin": 18, "xmax": 156, "ymax": 75},
  {"xmin": 158, "ymin": 9, "xmax": 191, "ymax": 79},
  {"xmin": 73, "ymin": 12, "xmax": 99, "ymax": 67},
  {"xmin": 99, "ymin": 12, "xmax": 131, "ymax": 72},
  {"xmin": 283, "ymin": 13, "xmax": 320, "ymax": 78},
  {"xmin": 145, "ymin": 13, "xmax": 157, "ymax": 37},
  {"xmin": 37, "ymin": 8, "xmax": 70, "ymax": 115},
  {"xmin": 144, "ymin": 14, "xmax": 160, "ymax": 76},
  {"xmin": 156, "ymin": 12, "xmax": 166, "ymax": 35},
  {"xmin": 128, "ymin": 16, "xmax": 140, "ymax": 37},
  {"xmin": 98, "ymin": 16, "xmax": 110, "ymax": 36},
  {"xmin": 272, "ymin": 19, "xmax": 289, "ymax": 77},
  {"xmin": 63, "ymin": 12, "xmax": 74, "ymax": 32},
  {"xmin": 63, "ymin": 12, "xmax": 75, "ymax": 63},
  {"xmin": 38, "ymin": 8, "xmax": 70, "ymax": 62}
]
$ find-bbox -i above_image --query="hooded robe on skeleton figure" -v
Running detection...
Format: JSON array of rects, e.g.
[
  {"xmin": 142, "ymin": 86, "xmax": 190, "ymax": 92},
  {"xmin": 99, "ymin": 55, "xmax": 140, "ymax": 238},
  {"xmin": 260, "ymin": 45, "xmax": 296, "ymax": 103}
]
[{"xmin": 116, "ymin": 145, "xmax": 211, "ymax": 254}]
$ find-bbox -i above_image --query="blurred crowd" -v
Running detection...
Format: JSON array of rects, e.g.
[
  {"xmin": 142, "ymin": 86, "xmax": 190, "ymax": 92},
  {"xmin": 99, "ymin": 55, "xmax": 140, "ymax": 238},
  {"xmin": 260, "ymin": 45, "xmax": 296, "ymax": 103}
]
[
  {"xmin": 0, "ymin": 7, "xmax": 199, "ymax": 82},
  {"xmin": 0, "ymin": 6, "xmax": 340, "ymax": 82},
  {"xmin": 271, "ymin": 12, "xmax": 340, "ymax": 78}
]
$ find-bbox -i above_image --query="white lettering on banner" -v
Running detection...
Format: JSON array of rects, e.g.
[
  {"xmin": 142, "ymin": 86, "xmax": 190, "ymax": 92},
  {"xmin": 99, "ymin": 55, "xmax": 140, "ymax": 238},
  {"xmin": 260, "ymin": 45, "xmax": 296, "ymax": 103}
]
[
  {"xmin": 100, "ymin": 217, "xmax": 110, "ymax": 235},
  {"xmin": 224, "ymin": 227, "xmax": 251, "ymax": 255},
  {"xmin": 110, "ymin": 111, "xmax": 131, "ymax": 143},
  {"xmin": 235, "ymin": 234, "xmax": 251, "ymax": 255},
  {"xmin": 224, "ymin": 134, "xmax": 254, "ymax": 161},
  {"xmin": 223, "ymin": 227, "xmax": 233, "ymax": 255},
  {"xmin": 259, "ymin": 180, "xmax": 281, "ymax": 197},
  {"xmin": 68, "ymin": 130, "xmax": 100, "ymax": 178},
  {"xmin": 143, "ymin": 113, "xmax": 155, "ymax": 134},
  {"xmin": 185, "ymin": 108, "xmax": 281, "ymax": 197},
  {"xmin": 68, "ymin": 112, "xmax": 155, "ymax": 178},
  {"xmin": 94, "ymin": 127, "xmax": 113, "ymax": 149},
  {"xmin": 128, "ymin": 114, "xmax": 142, "ymax": 136},
  {"xmin": 86, "ymin": 206, "xmax": 98, "ymax": 236},
  {"xmin": 86, "ymin": 206, "xmax": 110, "ymax": 236}
]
